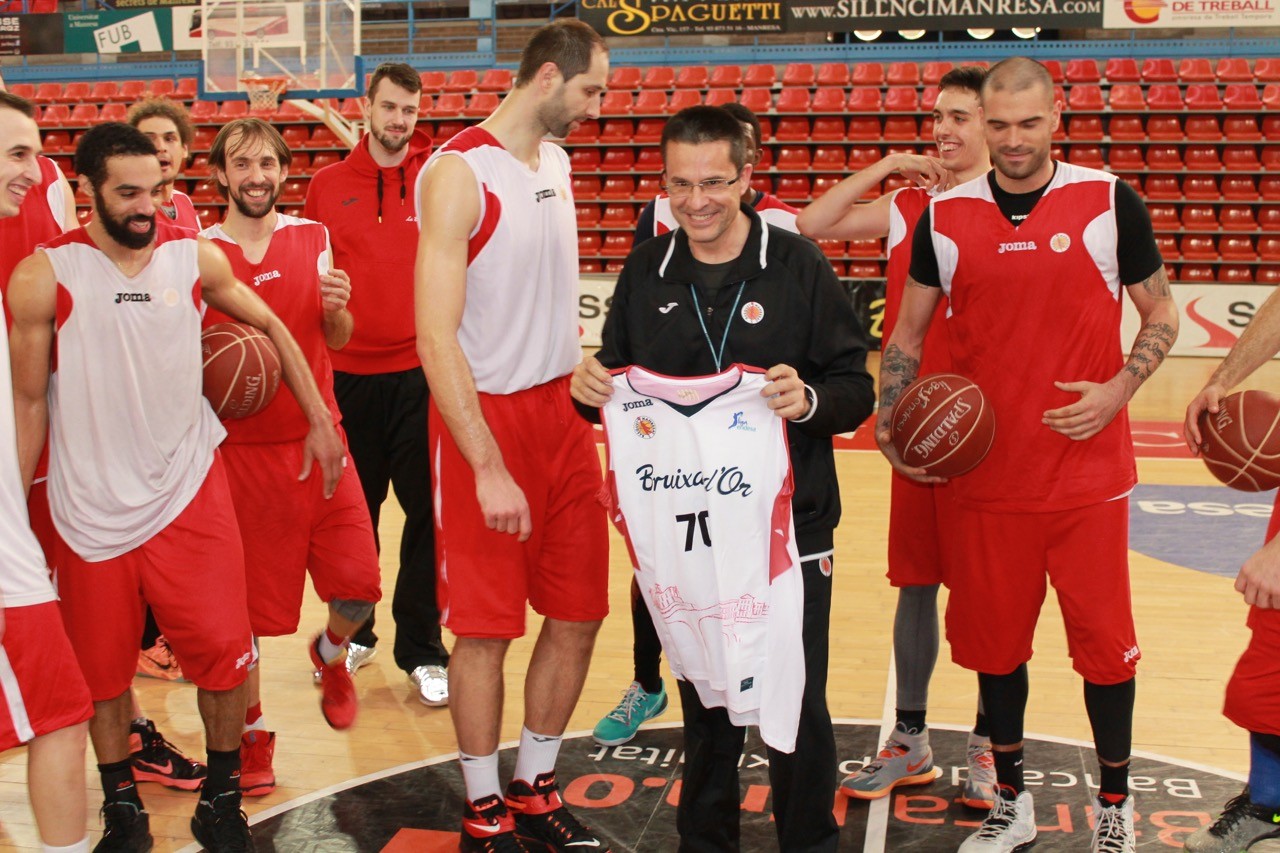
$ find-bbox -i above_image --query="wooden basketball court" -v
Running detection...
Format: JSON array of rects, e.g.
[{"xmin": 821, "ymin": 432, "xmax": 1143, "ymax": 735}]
[{"xmin": 0, "ymin": 354, "xmax": 1272, "ymax": 850}]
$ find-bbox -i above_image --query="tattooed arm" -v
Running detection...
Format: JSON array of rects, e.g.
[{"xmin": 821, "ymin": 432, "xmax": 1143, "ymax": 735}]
[
  {"xmin": 1043, "ymin": 266, "xmax": 1179, "ymax": 441},
  {"xmin": 877, "ymin": 277, "xmax": 945, "ymax": 482}
]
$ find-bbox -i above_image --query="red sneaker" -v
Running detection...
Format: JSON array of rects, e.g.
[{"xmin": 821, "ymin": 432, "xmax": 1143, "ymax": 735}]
[
  {"xmin": 239, "ymin": 730, "xmax": 276, "ymax": 797},
  {"xmin": 505, "ymin": 771, "xmax": 611, "ymax": 850},
  {"xmin": 309, "ymin": 634, "xmax": 358, "ymax": 730},
  {"xmin": 461, "ymin": 794, "xmax": 530, "ymax": 852}
]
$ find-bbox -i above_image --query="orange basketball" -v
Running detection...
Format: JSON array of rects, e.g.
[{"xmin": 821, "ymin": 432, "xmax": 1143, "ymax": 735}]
[
  {"xmin": 201, "ymin": 322, "xmax": 281, "ymax": 419},
  {"xmin": 890, "ymin": 373, "xmax": 995, "ymax": 477},
  {"xmin": 1198, "ymin": 390, "xmax": 1280, "ymax": 491}
]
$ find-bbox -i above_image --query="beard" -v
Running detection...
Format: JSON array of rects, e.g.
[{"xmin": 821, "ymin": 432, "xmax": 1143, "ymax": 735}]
[
  {"xmin": 536, "ymin": 97, "xmax": 579, "ymax": 139},
  {"xmin": 373, "ymin": 124, "xmax": 410, "ymax": 154},
  {"xmin": 229, "ymin": 183, "xmax": 280, "ymax": 219},
  {"xmin": 95, "ymin": 195, "xmax": 155, "ymax": 250},
  {"xmin": 994, "ymin": 146, "xmax": 1049, "ymax": 181}
]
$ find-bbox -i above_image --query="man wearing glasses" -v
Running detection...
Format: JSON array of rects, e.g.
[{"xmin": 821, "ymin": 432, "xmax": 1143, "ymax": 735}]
[{"xmin": 572, "ymin": 105, "xmax": 875, "ymax": 852}]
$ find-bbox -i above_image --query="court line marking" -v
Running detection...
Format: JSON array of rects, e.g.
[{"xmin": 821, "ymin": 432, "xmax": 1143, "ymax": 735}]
[{"xmin": 862, "ymin": 647, "xmax": 897, "ymax": 853}]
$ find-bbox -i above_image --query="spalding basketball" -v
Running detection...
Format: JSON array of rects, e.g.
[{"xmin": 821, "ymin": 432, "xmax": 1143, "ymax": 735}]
[
  {"xmin": 1198, "ymin": 390, "xmax": 1280, "ymax": 491},
  {"xmin": 890, "ymin": 373, "xmax": 995, "ymax": 477},
  {"xmin": 201, "ymin": 322, "xmax": 281, "ymax": 419}
]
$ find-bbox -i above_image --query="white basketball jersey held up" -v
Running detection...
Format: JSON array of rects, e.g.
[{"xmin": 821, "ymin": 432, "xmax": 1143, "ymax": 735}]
[
  {"xmin": 601, "ymin": 364, "xmax": 805, "ymax": 752},
  {"xmin": 41, "ymin": 225, "xmax": 225, "ymax": 561}
]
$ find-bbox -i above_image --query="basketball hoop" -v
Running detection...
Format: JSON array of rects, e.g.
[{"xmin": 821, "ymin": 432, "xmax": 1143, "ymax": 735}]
[{"xmin": 239, "ymin": 76, "xmax": 291, "ymax": 114}]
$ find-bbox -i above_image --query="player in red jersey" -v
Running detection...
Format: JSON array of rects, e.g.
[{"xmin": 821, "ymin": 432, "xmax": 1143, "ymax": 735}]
[
  {"xmin": 203, "ymin": 118, "xmax": 382, "ymax": 796},
  {"xmin": 128, "ymin": 97, "xmax": 199, "ymax": 231},
  {"xmin": 797, "ymin": 66, "xmax": 997, "ymax": 807},
  {"xmin": 1183, "ymin": 295, "xmax": 1280, "ymax": 853},
  {"xmin": 881, "ymin": 58, "xmax": 1177, "ymax": 853}
]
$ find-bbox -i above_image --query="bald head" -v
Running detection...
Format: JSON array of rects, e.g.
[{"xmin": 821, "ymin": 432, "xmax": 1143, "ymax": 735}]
[{"xmin": 983, "ymin": 57, "xmax": 1055, "ymax": 108}]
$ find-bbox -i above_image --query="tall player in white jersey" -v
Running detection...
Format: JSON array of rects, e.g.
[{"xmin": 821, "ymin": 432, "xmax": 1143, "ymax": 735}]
[
  {"xmin": 415, "ymin": 19, "xmax": 612, "ymax": 852},
  {"xmin": 8, "ymin": 121, "xmax": 346, "ymax": 851},
  {"xmin": 798, "ymin": 66, "xmax": 999, "ymax": 808},
  {"xmin": 0, "ymin": 88, "xmax": 93, "ymax": 853}
]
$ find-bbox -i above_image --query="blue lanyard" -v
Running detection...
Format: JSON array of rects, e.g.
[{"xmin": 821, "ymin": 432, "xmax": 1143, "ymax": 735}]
[{"xmin": 688, "ymin": 281, "xmax": 746, "ymax": 372}]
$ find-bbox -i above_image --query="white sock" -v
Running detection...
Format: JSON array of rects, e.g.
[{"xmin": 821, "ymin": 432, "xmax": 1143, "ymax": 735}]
[
  {"xmin": 42, "ymin": 839, "xmax": 90, "ymax": 853},
  {"xmin": 317, "ymin": 629, "xmax": 346, "ymax": 663},
  {"xmin": 459, "ymin": 750, "xmax": 501, "ymax": 803},
  {"xmin": 513, "ymin": 727, "xmax": 562, "ymax": 785}
]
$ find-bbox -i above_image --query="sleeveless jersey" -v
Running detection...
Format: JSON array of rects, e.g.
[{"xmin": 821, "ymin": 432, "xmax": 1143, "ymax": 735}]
[
  {"xmin": 651, "ymin": 191, "xmax": 799, "ymax": 236},
  {"xmin": 928, "ymin": 163, "xmax": 1135, "ymax": 511},
  {"xmin": 41, "ymin": 220, "xmax": 225, "ymax": 561},
  {"xmin": 201, "ymin": 214, "xmax": 341, "ymax": 442},
  {"xmin": 0, "ymin": 323, "xmax": 56, "ymax": 607},
  {"xmin": 601, "ymin": 364, "xmax": 805, "ymax": 752},
  {"xmin": 0, "ymin": 156, "xmax": 66, "ymax": 299},
  {"xmin": 883, "ymin": 187, "xmax": 951, "ymax": 373},
  {"xmin": 417, "ymin": 127, "xmax": 580, "ymax": 394},
  {"xmin": 166, "ymin": 190, "xmax": 200, "ymax": 232}
]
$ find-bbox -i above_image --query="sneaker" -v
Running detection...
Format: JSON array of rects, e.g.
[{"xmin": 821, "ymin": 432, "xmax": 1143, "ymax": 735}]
[
  {"xmin": 409, "ymin": 664, "xmax": 449, "ymax": 707},
  {"xmin": 191, "ymin": 790, "xmax": 254, "ymax": 852},
  {"xmin": 94, "ymin": 801, "xmax": 153, "ymax": 852},
  {"xmin": 961, "ymin": 732, "xmax": 997, "ymax": 809},
  {"xmin": 840, "ymin": 725, "xmax": 940, "ymax": 800},
  {"xmin": 592, "ymin": 680, "xmax": 668, "ymax": 746},
  {"xmin": 310, "ymin": 635, "xmax": 358, "ymax": 730},
  {"xmin": 1184, "ymin": 787, "xmax": 1280, "ymax": 853},
  {"xmin": 137, "ymin": 636, "xmax": 184, "ymax": 681},
  {"xmin": 1092, "ymin": 795, "xmax": 1136, "ymax": 853},
  {"xmin": 239, "ymin": 730, "xmax": 276, "ymax": 797},
  {"xmin": 129, "ymin": 719, "xmax": 206, "ymax": 791},
  {"xmin": 958, "ymin": 789, "xmax": 1037, "ymax": 852},
  {"xmin": 461, "ymin": 794, "xmax": 532, "ymax": 852},
  {"xmin": 312, "ymin": 641, "xmax": 377, "ymax": 683},
  {"xmin": 506, "ymin": 771, "xmax": 612, "ymax": 851}
]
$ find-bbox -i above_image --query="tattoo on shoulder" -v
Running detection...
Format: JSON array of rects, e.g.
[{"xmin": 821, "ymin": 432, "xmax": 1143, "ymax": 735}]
[
  {"xmin": 904, "ymin": 276, "xmax": 932, "ymax": 291},
  {"xmin": 1135, "ymin": 267, "xmax": 1171, "ymax": 299}
]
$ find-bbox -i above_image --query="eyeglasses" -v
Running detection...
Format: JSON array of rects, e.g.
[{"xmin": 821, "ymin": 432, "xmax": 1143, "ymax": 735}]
[{"xmin": 662, "ymin": 173, "xmax": 742, "ymax": 198}]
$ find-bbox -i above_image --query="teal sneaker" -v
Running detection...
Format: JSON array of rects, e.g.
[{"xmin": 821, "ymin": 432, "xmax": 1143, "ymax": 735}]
[{"xmin": 592, "ymin": 681, "xmax": 668, "ymax": 746}]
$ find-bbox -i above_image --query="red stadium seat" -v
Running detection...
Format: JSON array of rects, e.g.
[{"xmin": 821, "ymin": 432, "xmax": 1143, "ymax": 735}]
[
  {"xmin": 429, "ymin": 93, "xmax": 465, "ymax": 116},
  {"xmin": 1221, "ymin": 236, "xmax": 1257, "ymax": 260},
  {"xmin": 8, "ymin": 83, "xmax": 34, "ymax": 100},
  {"xmin": 811, "ymin": 117, "xmax": 845, "ymax": 141},
  {"xmin": 1179, "ymin": 235, "xmax": 1218, "ymax": 259},
  {"xmin": 600, "ymin": 91, "xmax": 634, "ymax": 116},
  {"xmin": 1108, "ymin": 84, "xmax": 1145, "ymax": 109},
  {"xmin": 309, "ymin": 152, "xmax": 338, "ymax": 172},
  {"xmin": 637, "ymin": 176, "xmax": 662, "ymax": 197},
  {"xmin": 1180, "ymin": 264, "xmax": 1215, "ymax": 282},
  {"xmin": 666, "ymin": 90, "xmax": 700, "ymax": 113},
  {"xmin": 818, "ymin": 63, "xmax": 850, "ymax": 86},
  {"xmin": 744, "ymin": 65, "xmax": 776, "ymax": 87},
  {"xmin": 570, "ymin": 149, "xmax": 600, "ymax": 173},
  {"xmin": 1182, "ymin": 204, "xmax": 1218, "ymax": 229},
  {"xmin": 884, "ymin": 88, "xmax": 918, "ymax": 112},
  {"xmin": 1118, "ymin": 174, "xmax": 1143, "ymax": 196},
  {"xmin": 776, "ymin": 88, "xmax": 810, "ymax": 113},
  {"xmin": 437, "ymin": 120, "xmax": 466, "ymax": 142},
  {"xmin": 192, "ymin": 126, "xmax": 216, "ymax": 149},
  {"xmin": 1221, "ymin": 205, "xmax": 1258, "ymax": 230},
  {"xmin": 189, "ymin": 100, "xmax": 217, "ymax": 122},
  {"xmin": 602, "ymin": 148, "xmax": 635, "ymax": 170},
  {"xmin": 340, "ymin": 98, "xmax": 363, "ymax": 120},
  {"xmin": 635, "ymin": 91, "xmax": 667, "ymax": 113},
  {"xmin": 884, "ymin": 117, "xmax": 917, "ymax": 141},
  {"xmin": 599, "ymin": 119, "xmax": 631, "ymax": 142},
  {"xmin": 774, "ymin": 118, "xmax": 809, "ymax": 141},
  {"xmin": 675, "ymin": 66, "xmax": 708, "ymax": 89},
  {"xmin": 1145, "ymin": 116, "xmax": 1182, "ymax": 141},
  {"xmin": 704, "ymin": 89, "xmax": 735, "ymax": 107},
  {"xmin": 601, "ymin": 234, "xmax": 630, "ymax": 257},
  {"xmin": 774, "ymin": 176, "xmax": 810, "ymax": 201},
  {"xmin": 1147, "ymin": 85, "xmax": 1185, "ymax": 109},
  {"xmin": 40, "ymin": 130, "xmax": 71, "ymax": 153},
  {"xmin": 150, "ymin": 79, "xmax": 176, "ymax": 99},
  {"xmin": 59, "ymin": 81, "xmax": 91, "ymax": 104},
  {"xmin": 817, "ymin": 240, "xmax": 845, "ymax": 259},
  {"xmin": 99, "ymin": 103, "xmax": 127, "ymax": 123},
  {"xmin": 1142, "ymin": 58, "xmax": 1178, "ymax": 82},
  {"xmin": 1260, "ymin": 267, "xmax": 1280, "ymax": 283},
  {"xmin": 843, "ymin": 118, "xmax": 876, "ymax": 141},
  {"xmin": 812, "ymin": 146, "xmax": 844, "ymax": 169},
  {"xmin": 444, "ymin": 70, "xmax": 477, "ymax": 93},
  {"xmin": 1185, "ymin": 115, "xmax": 1222, "ymax": 140},
  {"xmin": 846, "ymin": 262, "xmax": 882, "ymax": 279},
  {"xmin": 1143, "ymin": 176, "xmax": 1181, "ymax": 200},
  {"xmin": 1225, "ymin": 115, "xmax": 1262, "ymax": 139},
  {"xmin": 1183, "ymin": 175, "xmax": 1220, "ymax": 199},
  {"xmin": 1224, "ymin": 145, "xmax": 1262, "ymax": 170},
  {"xmin": 812, "ymin": 175, "xmax": 842, "ymax": 199},
  {"xmin": 641, "ymin": 67, "xmax": 675, "ymax": 90},
  {"xmin": 1109, "ymin": 145, "xmax": 1145, "ymax": 170},
  {"xmin": 1067, "ymin": 145, "xmax": 1103, "ymax": 169},
  {"xmin": 572, "ymin": 177, "xmax": 600, "ymax": 199},
  {"xmin": 608, "ymin": 67, "xmax": 641, "ymax": 89},
  {"xmin": 1263, "ymin": 116, "xmax": 1280, "ymax": 139},
  {"xmin": 1105, "ymin": 58, "xmax": 1140, "ymax": 82},
  {"xmin": 1261, "ymin": 176, "xmax": 1280, "ymax": 199},
  {"xmin": 1179, "ymin": 58, "xmax": 1215, "ymax": 81},
  {"xmin": 1263, "ymin": 208, "xmax": 1280, "ymax": 230},
  {"xmin": 709, "ymin": 66, "xmax": 742, "ymax": 88},
  {"xmin": 601, "ymin": 204, "xmax": 634, "ymax": 226},
  {"xmin": 600, "ymin": 177, "xmax": 635, "ymax": 200},
  {"xmin": 919, "ymin": 117, "xmax": 935, "ymax": 138},
  {"xmin": 847, "ymin": 146, "xmax": 881, "ymax": 169},
  {"xmin": 1067, "ymin": 85, "xmax": 1104, "ymax": 110},
  {"xmin": 1042, "ymin": 60, "xmax": 1065, "ymax": 83},
  {"xmin": 852, "ymin": 62, "xmax": 884, "ymax": 85},
  {"xmin": 1185, "ymin": 145, "xmax": 1223, "ymax": 169},
  {"xmin": 1266, "ymin": 84, "xmax": 1280, "ymax": 108},
  {"xmin": 176, "ymin": 78, "xmax": 198, "ymax": 101},
  {"xmin": 196, "ymin": 207, "xmax": 219, "ymax": 229},
  {"xmin": 34, "ymin": 82, "xmax": 62, "ymax": 104},
  {"xmin": 633, "ymin": 118, "xmax": 664, "ymax": 143},
  {"xmin": 782, "ymin": 63, "xmax": 815, "ymax": 86},
  {"xmin": 921, "ymin": 88, "xmax": 940, "ymax": 112},
  {"xmin": 1260, "ymin": 236, "xmax": 1280, "ymax": 259},
  {"xmin": 1065, "ymin": 59, "xmax": 1099, "ymax": 82},
  {"xmin": 885, "ymin": 61, "xmax": 919, "ymax": 87},
  {"xmin": 118, "ymin": 80, "xmax": 147, "ymax": 102},
  {"xmin": 418, "ymin": 71, "xmax": 446, "ymax": 93},
  {"xmin": 1147, "ymin": 205, "xmax": 1179, "ymax": 230},
  {"xmin": 575, "ymin": 205, "xmax": 600, "ymax": 227},
  {"xmin": 848, "ymin": 238, "xmax": 882, "ymax": 257},
  {"xmin": 67, "ymin": 103, "xmax": 99, "ymax": 125},
  {"xmin": 847, "ymin": 88, "xmax": 882, "ymax": 112},
  {"xmin": 477, "ymin": 69, "xmax": 512, "ymax": 92},
  {"xmin": 812, "ymin": 87, "xmax": 844, "ymax": 112},
  {"xmin": 1186, "ymin": 84, "xmax": 1223, "ymax": 109},
  {"xmin": 1155, "ymin": 235, "xmax": 1179, "ymax": 259},
  {"xmin": 1258, "ymin": 59, "xmax": 1280, "ymax": 81},
  {"xmin": 739, "ymin": 89, "xmax": 772, "ymax": 113},
  {"xmin": 1109, "ymin": 116, "xmax": 1145, "ymax": 140},
  {"xmin": 190, "ymin": 179, "xmax": 220, "ymax": 202},
  {"xmin": 1225, "ymin": 84, "xmax": 1263, "ymax": 110},
  {"xmin": 1067, "ymin": 116, "xmax": 1103, "ymax": 139},
  {"xmin": 1219, "ymin": 265, "xmax": 1254, "ymax": 283},
  {"xmin": 1218, "ymin": 58, "xmax": 1253, "ymax": 82},
  {"xmin": 579, "ymin": 260, "xmax": 602, "ymax": 274},
  {"xmin": 923, "ymin": 62, "xmax": 953, "ymax": 84},
  {"xmin": 776, "ymin": 147, "xmax": 810, "ymax": 170}
]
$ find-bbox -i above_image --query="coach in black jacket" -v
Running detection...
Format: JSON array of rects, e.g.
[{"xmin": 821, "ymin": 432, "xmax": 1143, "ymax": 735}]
[{"xmin": 572, "ymin": 106, "xmax": 875, "ymax": 853}]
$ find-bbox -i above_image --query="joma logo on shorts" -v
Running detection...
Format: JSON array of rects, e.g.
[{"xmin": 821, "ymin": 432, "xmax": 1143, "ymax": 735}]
[
  {"xmin": 114, "ymin": 292, "xmax": 150, "ymax": 303},
  {"xmin": 997, "ymin": 241, "xmax": 1037, "ymax": 254},
  {"xmin": 253, "ymin": 270, "xmax": 281, "ymax": 287},
  {"xmin": 622, "ymin": 399, "xmax": 653, "ymax": 412},
  {"xmin": 1122, "ymin": 645, "xmax": 1140, "ymax": 663}
]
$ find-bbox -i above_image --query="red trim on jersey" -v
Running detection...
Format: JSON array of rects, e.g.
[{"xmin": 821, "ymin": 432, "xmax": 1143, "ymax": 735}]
[
  {"xmin": 468, "ymin": 184, "xmax": 502, "ymax": 264},
  {"xmin": 54, "ymin": 284, "xmax": 72, "ymax": 333},
  {"xmin": 601, "ymin": 469, "xmax": 641, "ymax": 571},
  {"xmin": 441, "ymin": 127, "xmax": 505, "ymax": 155},
  {"xmin": 769, "ymin": 466, "xmax": 795, "ymax": 583}
]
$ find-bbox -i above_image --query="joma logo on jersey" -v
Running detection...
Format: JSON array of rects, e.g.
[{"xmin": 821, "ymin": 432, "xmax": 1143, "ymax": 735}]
[
  {"xmin": 534, "ymin": 188, "xmax": 557, "ymax": 203},
  {"xmin": 997, "ymin": 240, "xmax": 1037, "ymax": 254},
  {"xmin": 622, "ymin": 399, "xmax": 654, "ymax": 412},
  {"xmin": 114, "ymin": 292, "xmax": 151, "ymax": 303},
  {"xmin": 253, "ymin": 270, "xmax": 281, "ymax": 287}
]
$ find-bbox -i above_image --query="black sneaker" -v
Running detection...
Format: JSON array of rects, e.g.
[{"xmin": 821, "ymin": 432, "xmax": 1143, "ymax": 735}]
[
  {"xmin": 1184, "ymin": 787, "xmax": 1280, "ymax": 853},
  {"xmin": 460, "ymin": 794, "xmax": 531, "ymax": 852},
  {"xmin": 130, "ymin": 719, "xmax": 206, "ymax": 791},
  {"xmin": 191, "ymin": 790, "xmax": 254, "ymax": 852},
  {"xmin": 94, "ymin": 801, "xmax": 153, "ymax": 852},
  {"xmin": 505, "ymin": 771, "xmax": 612, "ymax": 851}
]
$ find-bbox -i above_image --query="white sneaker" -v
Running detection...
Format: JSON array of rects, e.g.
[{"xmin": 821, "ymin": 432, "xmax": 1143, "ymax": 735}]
[
  {"xmin": 1092, "ymin": 795, "xmax": 1136, "ymax": 853},
  {"xmin": 961, "ymin": 732, "xmax": 996, "ymax": 809},
  {"xmin": 410, "ymin": 664, "xmax": 448, "ymax": 706},
  {"xmin": 958, "ymin": 790, "xmax": 1037, "ymax": 852},
  {"xmin": 840, "ymin": 725, "xmax": 940, "ymax": 800},
  {"xmin": 312, "ymin": 641, "xmax": 377, "ymax": 683}
]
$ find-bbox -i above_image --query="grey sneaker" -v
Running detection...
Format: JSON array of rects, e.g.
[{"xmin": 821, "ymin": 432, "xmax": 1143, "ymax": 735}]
[
  {"xmin": 958, "ymin": 789, "xmax": 1037, "ymax": 852},
  {"xmin": 1091, "ymin": 795, "xmax": 1136, "ymax": 853},
  {"xmin": 410, "ymin": 664, "xmax": 448, "ymax": 706},
  {"xmin": 313, "ymin": 641, "xmax": 376, "ymax": 683},
  {"xmin": 1184, "ymin": 788, "xmax": 1280, "ymax": 853},
  {"xmin": 961, "ymin": 732, "xmax": 997, "ymax": 809},
  {"xmin": 840, "ymin": 726, "xmax": 940, "ymax": 800}
]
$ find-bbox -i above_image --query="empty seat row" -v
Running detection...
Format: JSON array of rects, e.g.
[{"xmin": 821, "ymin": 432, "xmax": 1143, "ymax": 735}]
[
  {"xmin": 1133, "ymin": 174, "xmax": 1280, "ymax": 200},
  {"xmin": 12, "ymin": 78, "xmax": 197, "ymax": 105},
  {"xmin": 1175, "ymin": 264, "xmax": 1270, "ymax": 282},
  {"xmin": 1071, "ymin": 57, "xmax": 1280, "ymax": 83},
  {"xmin": 1105, "ymin": 114, "xmax": 1280, "ymax": 141},
  {"xmin": 1167, "ymin": 234, "xmax": 1280, "ymax": 260},
  {"xmin": 605, "ymin": 62, "xmax": 961, "ymax": 92},
  {"xmin": 1065, "ymin": 82, "xmax": 1276, "ymax": 110},
  {"xmin": 417, "ymin": 69, "xmax": 511, "ymax": 94},
  {"xmin": 1148, "ymin": 204, "xmax": 1280, "ymax": 231}
]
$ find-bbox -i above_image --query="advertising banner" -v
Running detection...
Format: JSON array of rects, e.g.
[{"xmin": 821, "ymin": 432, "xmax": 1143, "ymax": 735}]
[
  {"xmin": 0, "ymin": 12, "xmax": 61, "ymax": 55},
  {"xmin": 1102, "ymin": 0, "xmax": 1280, "ymax": 28},
  {"xmin": 64, "ymin": 8, "xmax": 171, "ymax": 52},
  {"xmin": 786, "ymin": 0, "xmax": 1103, "ymax": 31},
  {"xmin": 579, "ymin": 0, "xmax": 786, "ymax": 37},
  {"xmin": 1120, "ymin": 283, "xmax": 1279, "ymax": 358}
]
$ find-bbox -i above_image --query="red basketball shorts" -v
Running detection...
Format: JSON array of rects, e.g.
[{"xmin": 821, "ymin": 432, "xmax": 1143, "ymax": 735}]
[
  {"xmin": 1223, "ymin": 504, "xmax": 1280, "ymax": 736},
  {"xmin": 57, "ymin": 454, "xmax": 254, "ymax": 701},
  {"xmin": 0, "ymin": 602, "xmax": 93, "ymax": 752},
  {"xmin": 221, "ymin": 436, "xmax": 382, "ymax": 637},
  {"xmin": 429, "ymin": 376, "xmax": 609, "ymax": 639},
  {"xmin": 886, "ymin": 474, "xmax": 956, "ymax": 587},
  {"xmin": 944, "ymin": 498, "xmax": 1139, "ymax": 684}
]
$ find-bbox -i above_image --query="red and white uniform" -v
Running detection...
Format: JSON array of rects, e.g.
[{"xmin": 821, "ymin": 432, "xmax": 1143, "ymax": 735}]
[
  {"xmin": 39, "ymin": 220, "xmax": 252, "ymax": 699},
  {"xmin": 601, "ymin": 365, "xmax": 804, "ymax": 752},
  {"xmin": 419, "ymin": 127, "xmax": 607, "ymax": 639},
  {"xmin": 928, "ymin": 164, "xmax": 1138, "ymax": 684},
  {"xmin": 1224, "ymin": 505, "xmax": 1280, "ymax": 737},
  {"xmin": 165, "ymin": 189, "xmax": 199, "ymax": 233},
  {"xmin": 201, "ymin": 215, "xmax": 380, "ymax": 636},
  {"xmin": 883, "ymin": 187, "xmax": 954, "ymax": 588},
  {"xmin": 651, "ymin": 191, "xmax": 799, "ymax": 236}
]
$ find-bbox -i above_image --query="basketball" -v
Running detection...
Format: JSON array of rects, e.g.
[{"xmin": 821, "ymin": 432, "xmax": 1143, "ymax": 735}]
[
  {"xmin": 890, "ymin": 373, "xmax": 995, "ymax": 477},
  {"xmin": 1197, "ymin": 390, "xmax": 1280, "ymax": 491},
  {"xmin": 201, "ymin": 322, "xmax": 281, "ymax": 419}
]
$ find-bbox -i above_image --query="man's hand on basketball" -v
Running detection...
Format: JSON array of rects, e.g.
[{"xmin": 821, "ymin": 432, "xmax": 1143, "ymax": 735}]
[
  {"xmin": 1238, "ymin": 536, "xmax": 1280, "ymax": 609},
  {"xmin": 1044, "ymin": 379, "xmax": 1127, "ymax": 440},
  {"xmin": 571, "ymin": 356, "xmax": 614, "ymax": 408},
  {"xmin": 320, "ymin": 269, "xmax": 351, "ymax": 314},
  {"xmin": 476, "ymin": 465, "xmax": 532, "ymax": 542},
  {"xmin": 1183, "ymin": 384, "xmax": 1227, "ymax": 455},
  {"xmin": 875, "ymin": 415, "xmax": 946, "ymax": 484},
  {"xmin": 301, "ymin": 420, "xmax": 345, "ymax": 499},
  {"xmin": 762, "ymin": 364, "xmax": 807, "ymax": 420}
]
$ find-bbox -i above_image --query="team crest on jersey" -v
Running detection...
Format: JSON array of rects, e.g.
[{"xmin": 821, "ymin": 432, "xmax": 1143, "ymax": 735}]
[
  {"xmin": 1050, "ymin": 233, "xmax": 1071, "ymax": 253},
  {"xmin": 728, "ymin": 412, "xmax": 757, "ymax": 432},
  {"xmin": 634, "ymin": 417, "xmax": 656, "ymax": 439},
  {"xmin": 741, "ymin": 302, "xmax": 764, "ymax": 324},
  {"xmin": 162, "ymin": 288, "xmax": 180, "ymax": 307}
]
